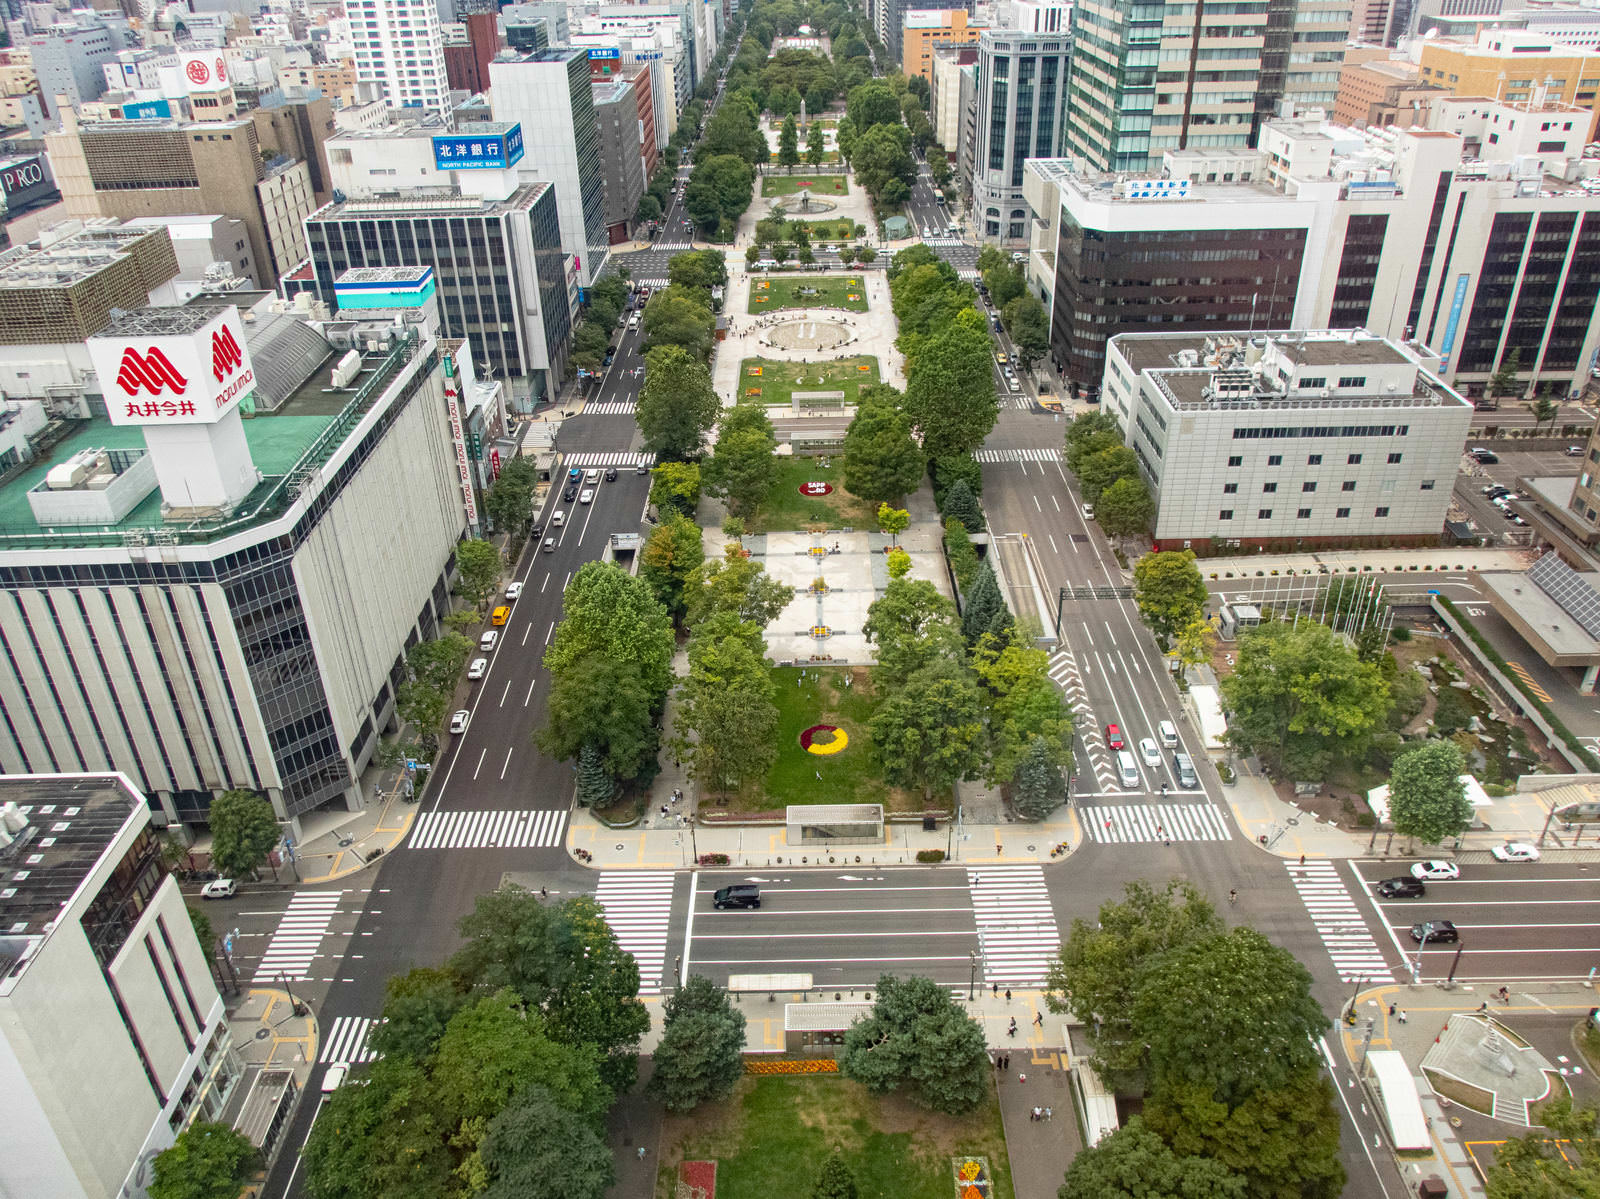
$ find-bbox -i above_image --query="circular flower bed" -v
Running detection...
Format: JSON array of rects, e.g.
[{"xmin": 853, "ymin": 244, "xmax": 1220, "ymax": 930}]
[{"xmin": 800, "ymin": 724, "xmax": 849, "ymax": 755}]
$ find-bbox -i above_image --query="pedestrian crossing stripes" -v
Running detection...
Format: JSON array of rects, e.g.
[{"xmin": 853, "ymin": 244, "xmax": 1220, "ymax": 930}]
[
  {"xmin": 975, "ymin": 447, "xmax": 1063, "ymax": 464},
  {"xmin": 921, "ymin": 236, "xmax": 963, "ymax": 247},
  {"xmin": 1287, "ymin": 860, "xmax": 1394, "ymax": 984},
  {"xmin": 957, "ymin": 268, "xmax": 981, "ymax": 281},
  {"xmin": 1081, "ymin": 802, "xmax": 1232, "ymax": 843},
  {"xmin": 585, "ymin": 401, "xmax": 637, "ymax": 415},
  {"xmin": 408, "ymin": 807, "xmax": 569, "ymax": 850},
  {"xmin": 252, "ymin": 891, "xmax": 342, "ymax": 983},
  {"xmin": 597, "ymin": 871, "xmax": 676, "ymax": 994},
  {"xmin": 968, "ymin": 865, "xmax": 1060, "ymax": 987},
  {"xmin": 320, "ymin": 1015, "xmax": 382, "ymax": 1064},
  {"xmin": 632, "ymin": 277, "xmax": 669, "ymax": 288},
  {"xmin": 651, "ymin": 242, "xmax": 694, "ymax": 251},
  {"xmin": 560, "ymin": 451, "xmax": 656, "ymax": 467}
]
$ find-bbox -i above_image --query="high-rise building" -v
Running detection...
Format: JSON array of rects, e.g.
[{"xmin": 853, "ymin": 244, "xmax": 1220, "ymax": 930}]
[
  {"xmin": 902, "ymin": 8, "xmax": 983, "ymax": 83},
  {"xmin": 490, "ymin": 48, "xmax": 610, "ymax": 285},
  {"xmin": 0, "ymin": 774, "xmax": 241, "ymax": 1199},
  {"xmin": 1418, "ymin": 30, "xmax": 1600, "ymax": 139},
  {"xmin": 594, "ymin": 75, "xmax": 649, "ymax": 241},
  {"xmin": 442, "ymin": 10, "xmax": 501, "ymax": 94},
  {"xmin": 1065, "ymin": 0, "xmax": 1352, "ymax": 174},
  {"xmin": 347, "ymin": 0, "xmax": 451, "ymax": 117},
  {"xmin": 23, "ymin": 14, "xmax": 133, "ymax": 114},
  {"xmin": 971, "ymin": 18, "xmax": 1071, "ymax": 243}
]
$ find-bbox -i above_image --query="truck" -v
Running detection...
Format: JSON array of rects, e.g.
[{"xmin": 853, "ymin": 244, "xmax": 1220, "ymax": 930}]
[{"xmin": 1189, "ymin": 684, "xmax": 1229, "ymax": 754}]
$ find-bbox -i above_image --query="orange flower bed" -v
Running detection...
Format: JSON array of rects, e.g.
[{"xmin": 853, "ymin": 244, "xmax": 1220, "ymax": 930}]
[
  {"xmin": 743, "ymin": 1058, "xmax": 839, "ymax": 1074},
  {"xmin": 749, "ymin": 366, "xmax": 763, "ymax": 375}
]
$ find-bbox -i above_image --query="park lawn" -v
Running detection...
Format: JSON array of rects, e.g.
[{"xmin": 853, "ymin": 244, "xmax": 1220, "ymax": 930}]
[
  {"xmin": 761, "ymin": 172, "xmax": 850, "ymax": 197},
  {"xmin": 750, "ymin": 457, "xmax": 877, "ymax": 533},
  {"xmin": 655, "ymin": 1075, "xmax": 1015, "ymax": 1199},
  {"xmin": 748, "ymin": 275, "xmax": 869, "ymax": 314},
  {"xmin": 738, "ymin": 356, "xmax": 879, "ymax": 411},
  {"xmin": 763, "ymin": 666, "xmax": 938, "ymax": 814}
]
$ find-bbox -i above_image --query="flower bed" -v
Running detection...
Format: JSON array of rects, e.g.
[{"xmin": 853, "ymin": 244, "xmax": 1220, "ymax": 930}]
[
  {"xmin": 743, "ymin": 1058, "xmax": 839, "ymax": 1074},
  {"xmin": 679, "ymin": 1160, "xmax": 717, "ymax": 1199}
]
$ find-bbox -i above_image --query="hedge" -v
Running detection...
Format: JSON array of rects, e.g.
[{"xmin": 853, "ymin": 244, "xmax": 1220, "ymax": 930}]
[{"xmin": 1437, "ymin": 596, "xmax": 1600, "ymax": 772}]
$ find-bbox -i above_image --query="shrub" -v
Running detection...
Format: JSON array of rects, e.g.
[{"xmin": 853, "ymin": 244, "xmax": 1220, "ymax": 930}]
[
  {"xmin": 915, "ymin": 848, "xmax": 945, "ymax": 863},
  {"xmin": 943, "ymin": 518, "xmax": 979, "ymax": 591},
  {"xmin": 698, "ymin": 852, "xmax": 730, "ymax": 866}
]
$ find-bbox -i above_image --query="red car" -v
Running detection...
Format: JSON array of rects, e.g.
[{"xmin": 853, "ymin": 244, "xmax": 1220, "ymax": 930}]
[{"xmin": 1105, "ymin": 723, "xmax": 1124, "ymax": 750}]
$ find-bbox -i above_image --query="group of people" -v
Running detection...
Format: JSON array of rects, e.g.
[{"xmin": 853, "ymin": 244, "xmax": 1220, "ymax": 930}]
[{"xmin": 1029, "ymin": 1106, "xmax": 1052, "ymax": 1122}]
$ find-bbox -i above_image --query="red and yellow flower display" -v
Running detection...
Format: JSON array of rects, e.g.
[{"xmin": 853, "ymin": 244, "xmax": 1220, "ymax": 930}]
[{"xmin": 801, "ymin": 725, "xmax": 848, "ymax": 755}]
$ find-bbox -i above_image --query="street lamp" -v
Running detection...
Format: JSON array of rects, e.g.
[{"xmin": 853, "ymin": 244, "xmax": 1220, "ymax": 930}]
[{"xmin": 968, "ymin": 949, "xmax": 979, "ymax": 1001}]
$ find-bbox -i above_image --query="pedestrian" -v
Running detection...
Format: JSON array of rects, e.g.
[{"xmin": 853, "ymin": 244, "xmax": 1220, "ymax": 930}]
[
  {"xmin": 1045, "ymin": 1107, "xmax": 1052, "ymax": 1121},
  {"xmin": 1397, "ymin": 1008, "xmax": 1408, "ymax": 1023},
  {"xmin": 540, "ymin": 885, "xmax": 548, "ymax": 900},
  {"xmin": 1033, "ymin": 1011, "xmax": 1043, "ymax": 1027},
  {"xmin": 1299, "ymin": 853, "xmax": 1306, "ymax": 866},
  {"xmin": 1478, "ymin": 1002, "xmax": 1489, "ymax": 1015},
  {"xmin": 1018, "ymin": 1072, "xmax": 1026, "ymax": 1084},
  {"xmin": 1388, "ymin": 1002, "xmax": 1395, "ymax": 1017},
  {"xmin": 992, "ymin": 983, "xmax": 998, "ymax": 997},
  {"xmin": 815, "ymin": 770, "xmax": 822, "ymax": 781},
  {"xmin": 1006, "ymin": 989, "xmax": 1012, "ymax": 1002},
  {"xmin": 1007, "ymin": 1023, "xmax": 1017, "ymax": 1039},
  {"xmin": 1032, "ymin": 1106, "xmax": 1041, "ymax": 1121},
  {"xmin": 637, "ymin": 1147, "xmax": 647, "ymax": 1160}
]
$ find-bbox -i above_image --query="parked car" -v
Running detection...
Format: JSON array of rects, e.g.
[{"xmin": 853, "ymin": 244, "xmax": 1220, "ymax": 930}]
[
  {"xmin": 1566, "ymin": 446, "xmax": 1586, "ymax": 456},
  {"xmin": 200, "ymin": 878, "xmax": 237, "ymax": 900},
  {"xmin": 467, "ymin": 657, "xmax": 488, "ymax": 680},
  {"xmin": 1105, "ymin": 723, "xmax": 1125, "ymax": 750},
  {"xmin": 1410, "ymin": 860, "xmax": 1460, "ymax": 881},
  {"xmin": 505, "ymin": 582, "xmax": 523, "ymax": 600},
  {"xmin": 1377, "ymin": 876, "xmax": 1425, "ymax": 898},
  {"xmin": 1470, "ymin": 447, "xmax": 1500, "ymax": 464},
  {"xmin": 1481, "ymin": 485, "xmax": 1510, "ymax": 498},
  {"xmin": 449, "ymin": 709, "xmax": 470, "ymax": 734},
  {"xmin": 1490, "ymin": 841, "xmax": 1541, "ymax": 862},
  {"xmin": 1410, "ymin": 919, "xmax": 1459, "ymax": 944}
]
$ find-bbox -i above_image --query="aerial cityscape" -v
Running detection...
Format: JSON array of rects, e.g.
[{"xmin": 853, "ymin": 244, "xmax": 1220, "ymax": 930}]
[{"xmin": 0, "ymin": 0, "xmax": 1597, "ymax": 1195}]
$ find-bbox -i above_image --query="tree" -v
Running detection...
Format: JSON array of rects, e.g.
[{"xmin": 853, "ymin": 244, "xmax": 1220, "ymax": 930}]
[
  {"xmin": 575, "ymin": 740, "xmax": 617, "ymax": 809},
  {"xmin": 1003, "ymin": 293, "xmax": 1050, "ymax": 368},
  {"xmin": 637, "ymin": 346, "xmax": 720, "ymax": 461},
  {"xmin": 1532, "ymin": 390, "xmax": 1559, "ymax": 434},
  {"xmin": 684, "ymin": 545, "xmax": 795, "ymax": 630},
  {"xmin": 841, "ymin": 396, "xmax": 923, "ymax": 505},
  {"xmin": 650, "ymin": 460, "xmax": 702, "ymax": 517},
  {"xmin": 1169, "ymin": 616, "xmax": 1217, "ymax": 672},
  {"xmin": 805, "ymin": 120, "xmax": 825, "ymax": 167},
  {"xmin": 1144, "ymin": 1069, "xmax": 1345, "ymax": 1199},
  {"xmin": 208, "ymin": 789, "xmax": 278, "ymax": 880},
  {"xmin": 1077, "ymin": 444, "xmax": 1140, "ymax": 505},
  {"xmin": 862, "ymin": 577, "xmax": 964, "ymax": 686},
  {"xmin": 812, "ymin": 1155, "xmax": 860, "ymax": 1199},
  {"xmin": 1044, "ymin": 880, "xmax": 1224, "ymax": 1085},
  {"xmin": 1486, "ymin": 1097, "xmax": 1600, "ymax": 1199},
  {"xmin": 1136, "ymin": 928, "xmax": 1328, "ymax": 1107},
  {"xmin": 1012, "ymin": 737, "xmax": 1066, "ymax": 820},
  {"xmin": 940, "ymin": 477, "xmax": 984, "ymax": 531},
  {"xmin": 870, "ymin": 658, "xmax": 985, "ymax": 801},
  {"xmin": 877, "ymin": 502, "xmax": 909, "ymax": 546},
  {"xmin": 1220, "ymin": 621, "xmax": 1391, "ymax": 781},
  {"xmin": 479, "ymin": 1085, "xmax": 615, "ymax": 1199},
  {"xmin": 703, "ymin": 404, "xmax": 779, "ymax": 518},
  {"xmin": 538, "ymin": 654, "xmax": 661, "ymax": 786},
  {"xmin": 973, "ymin": 640, "xmax": 1072, "ymax": 785},
  {"xmin": 367, "ymin": 966, "xmax": 469, "ymax": 1062},
  {"xmin": 636, "ymin": 192, "xmax": 662, "ymax": 225},
  {"xmin": 778, "ymin": 113, "xmax": 800, "ymax": 170},
  {"xmin": 642, "ymin": 290, "xmax": 716, "ymax": 361},
  {"xmin": 927, "ymin": 146, "xmax": 952, "ymax": 188},
  {"xmin": 675, "ymin": 616, "xmax": 779, "ymax": 795},
  {"xmin": 1057, "ymin": 1117, "xmax": 1246, "ymax": 1199},
  {"xmin": 640, "ymin": 511, "xmax": 705, "ymax": 623},
  {"xmin": 840, "ymin": 975, "xmax": 989, "ymax": 1112},
  {"xmin": 852, "ymin": 123, "xmax": 916, "ymax": 206},
  {"xmin": 959, "ymin": 560, "xmax": 1003, "ymax": 641},
  {"xmin": 545, "ymin": 562, "xmax": 675, "ymax": 701},
  {"xmin": 931, "ymin": 453, "xmax": 982, "ymax": 506},
  {"xmin": 1133, "ymin": 551, "xmax": 1209, "ymax": 643},
  {"xmin": 647, "ymin": 974, "xmax": 747, "ymax": 1112},
  {"xmin": 1386, "ymin": 739, "xmax": 1470, "ymax": 847},
  {"xmin": 484, "ymin": 456, "xmax": 539, "ymax": 539},
  {"xmin": 847, "ymin": 80, "xmax": 902, "ymax": 130},
  {"xmin": 148, "ymin": 1122, "xmax": 260, "ymax": 1199},
  {"xmin": 1488, "ymin": 346, "xmax": 1524, "ymax": 401},
  {"xmin": 886, "ymin": 547, "xmax": 912, "ymax": 578},
  {"xmin": 455, "ymin": 538, "xmax": 502, "ymax": 612},
  {"xmin": 905, "ymin": 320, "xmax": 999, "ymax": 459},
  {"xmin": 1098, "ymin": 476, "xmax": 1155, "ymax": 536}
]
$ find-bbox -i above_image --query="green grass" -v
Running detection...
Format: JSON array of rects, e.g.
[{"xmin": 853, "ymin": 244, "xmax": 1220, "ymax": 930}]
[
  {"xmin": 738, "ymin": 356, "xmax": 880, "ymax": 410},
  {"xmin": 761, "ymin": 172, "xmax": 850, "ymax": 197},
  {"xmin": 656, "ymin": 1075, "xmax": 1015, "ymax": 1199},
  {"xmin": 762, "ymin": 666, "xmax": 912, "ymax": 812},
  {"xmin": 748, "ymin": 458, "xmax": 877, "ymax": 534},
  {"xmin": 748, "ymin": 275, "xmax": 869, "ymax": 313}
]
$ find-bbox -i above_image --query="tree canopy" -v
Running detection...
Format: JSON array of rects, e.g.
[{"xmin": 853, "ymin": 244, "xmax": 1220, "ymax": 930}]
[
  {"xmin": 1133, "ymin": 551, "xmax": 1209, "ymax": 644},
  {"xmin": 1387, "ymin": 739, "xmax": 1471, "ymax": 846},
  {"xmin": 838, "ymin": 975, "xmax": 990, "ymax": 1113},
  {"xmin": 637, "ymin": 346, "xmax": 720, "ymax": 461},
  {"xmin": 207, "ymin": 790, "xmax": 279, "ymax": 880},
  {"xmin": 647, "ymin": 975, "xmax": 747, "ymax": 1112}
]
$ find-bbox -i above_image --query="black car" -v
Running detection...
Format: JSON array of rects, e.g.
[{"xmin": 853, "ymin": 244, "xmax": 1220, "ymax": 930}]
[
  {"xmin": 563, "ymin": 484, "xmax": 578, "ymax": 502},
  {"xmin": 1378, "ymin": 876, "xmax": 1425, "ymax": 898},
  {"xmin": 713, "ymin": 884, "xmax": 761, "ymax": 910},
  {"xmin": 604, "ymin": 467, "xmax": 619, "ymax": 481},
  {"xmin": 1410, "ymin": 919, "xmax": 1458, "ymax": 944}
]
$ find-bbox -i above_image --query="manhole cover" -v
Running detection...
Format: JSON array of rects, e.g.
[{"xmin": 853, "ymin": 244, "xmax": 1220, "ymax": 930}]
[
  {"xmin": 255, "ymin": 1028, "xmax": 271, "ymax": 1041},
  {"xmin": 337, "ymin": 836, "xmax": 354, "ymax": 847},
  {"xmin": 616, "ymin": 843, "xmax": 625, "ymax": 852}
]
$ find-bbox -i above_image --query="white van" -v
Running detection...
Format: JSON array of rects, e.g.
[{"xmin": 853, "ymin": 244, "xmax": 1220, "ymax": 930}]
[
  {"xmin": 1158, "ymin": 720, "xmax": 1178, "ymax": 748},
  {"xmin": 550, "ymin": 510, "xmax": 565, "ymax": 526},
  {"xmin": 628, "ymin": 311, "xmax": 641, "ymax": 330},
  {"xmin": 479, "ymin": 629, "xmax": 498, "ymax": 652},
  {"xmin": 321, "ymin": 1063, "xmax": 348, "ymax": 1094},
  {"xmin": 1116, "ymin": 750, "xmax": 1140, "ymax": 789}
]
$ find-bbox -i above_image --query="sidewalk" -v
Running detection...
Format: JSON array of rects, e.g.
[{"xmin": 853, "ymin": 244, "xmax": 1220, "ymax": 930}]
[
  {"xmin": 1197, "ymin": 546, "xmax": 1533, "ymax": 580},
  {"xmin": 290, "ymin": 761, "xmax": 419, "ymax": 885}
]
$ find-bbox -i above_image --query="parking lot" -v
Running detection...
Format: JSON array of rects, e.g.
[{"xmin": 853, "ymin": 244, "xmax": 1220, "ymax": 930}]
[
  {"xmin": 1451, "ymin": 443, "xmax": 1586, "ymax": 540},
  {"xmin": 1353, "ymin": 858, "xmax": 1600, "ymax": 984}
]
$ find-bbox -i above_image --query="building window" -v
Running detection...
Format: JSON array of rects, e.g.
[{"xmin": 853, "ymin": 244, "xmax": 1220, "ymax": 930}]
[
  {"xmin": 1336, "ymin": 507, "xmax": 1350, "ymax": 518},
  {"xmin": 1300, "ymin": 376, "xmax": 1326, "ymax": 388},
  {"xmin": 1307, "ymin": 454, "xmax": 1322, "ymax": 465},
  {"xmin": 1267, "ymin": 454, "xmax": 1283, "ymax": 466},
  {"xmin": 1258, "ymin": 508, "xmax": 1273, "ymax": 519},
  {"xmin": 1338, "ymin": 376, "xmax": 1366, "ymax": 388},
  {"xmin": 1297, "ymin": 508, "xmax": 1311, "ymax": 518},
  {"xmin": 1223, "ymin": 482, "xmax": 1238, "ymax": 494},
  {"xmin": 1342, "ymin": 480, "xmax": 1356, "ymax": 491},
  {"xmin": 1347, "ymin": 454, "xmax": 1362, "ymax": 465},
  {"xmin": 1388, "ymin": 452, "xmax": 1402, "ymax": 464},
  {"xmin": 1263, "ymin": 482, "xmax": 1277, "ymax": 493},
  {"xmin": 1302, "ymin": 481, "xmax": 1316, "ymax": 492},
  {"xmin": 1374, "ymin": 506, "xmax": 1389, "ymax": 518},
  {"xmin": 1420, "ymin": 479, "xmax": 1435, "ymax": 490},
  {"xmin": 1219, "ymin": 509, "xmax": 1234, "ymax": 520},
  {"xmin": 1228, "ymin": 455, "xmax": 1242, "ymax": 467}
]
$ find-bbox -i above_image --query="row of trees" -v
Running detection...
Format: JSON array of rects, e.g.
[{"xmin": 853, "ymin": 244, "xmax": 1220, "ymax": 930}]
[
  {"xmin": 1050, "ymin": 880, "xmax": 1346, "ymax": 1199},
  {"xmin": 567, "ymin": 273, "xmax": 631, "ymax": 378},
  {"xmin": 975, "ymin": 246, "xmax": 1048, "ymax": 370},
  {"xmin": 1063, "ymin": 411, "xmax": 1156, "ymax": 537},
  {"xmin": 641, "ymin": 262, "xmax": 724, "ymax": 365},
  {"xmin": 776, "ymin": 110, "xmax": 829, "ymax": 172}
]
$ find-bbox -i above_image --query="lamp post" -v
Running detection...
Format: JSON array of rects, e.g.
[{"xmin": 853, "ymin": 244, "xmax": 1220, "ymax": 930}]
[{"xmin": 968, "ymin": 949, "xmax": 979, "ymax": 1001}]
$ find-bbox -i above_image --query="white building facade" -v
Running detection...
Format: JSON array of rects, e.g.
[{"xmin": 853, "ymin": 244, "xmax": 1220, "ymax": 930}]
[{"xmin": 347, "ymin": 0, "xmax": 451, "ymax": 117}]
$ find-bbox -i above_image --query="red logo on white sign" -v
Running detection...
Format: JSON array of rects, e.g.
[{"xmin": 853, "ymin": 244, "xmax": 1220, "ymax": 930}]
[
  {"xmin": 186, "ymin": 58, "xmax": 210, "ymax": 85},
  {"xmin": 211, "ymin": 325, "xmax": 243, "ymax": 382},
  {"xmin": 215, "ymin": 57, "xmax": 227, "ymax": 83},
  {"xmin": 116, "ymin": 347, "xmax": 189, "ymax": 397}
]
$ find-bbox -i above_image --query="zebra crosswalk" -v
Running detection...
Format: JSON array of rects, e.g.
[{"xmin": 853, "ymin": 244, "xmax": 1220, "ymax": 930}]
[
  {"xmin": 957, "ymin": 268, "xmax": 981, "ymax": 281},
  {"xmin": 585, "ymin": 400, "xmax": 637, "ymax": 415},
  {"xmin": 633, "ymin": 276, "xmax": 671, "ymax": 287},
  {"xmin": 1287, "ymin": 860, "xmax": 1393, "ymax": 983},
  {"xmin": 968, "ymin": 864, "xmax": 1060, "ymax": 987},
  {"xmin": 1081, "ymin": 802, "xmax": 1233, "ymax": 843},
  {"xmin": 975, "ymin": 447, "xmax": 1062, "ymax": 464},
  {"xmin": 922, "ymin": 237, "xmax": 964, "ymax": 247},
  {"xmin": 596, "ymin": 871, "xmax": 676, "ymax": 994},
  {"xmin": 320, "ymin": 1015, "xmax": 382, "ymax": 1064},
  {"xmin": 252, "ymin": 891, "xmax": 343, "ymax": 983},
  {"xmin": 560, "ymin": 451, "xmax": 656, "ymax": 468},
  {"xmin": 408, "ymin": 807, "xmax": 568, "ymax": 850}
]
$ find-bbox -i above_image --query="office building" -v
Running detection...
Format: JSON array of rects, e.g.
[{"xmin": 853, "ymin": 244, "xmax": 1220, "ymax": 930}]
[
  {"xmin": 879, "ymin": 0, "xmax": 971, "ymax": 63},
  {"xmin": 45, "ymin": 112, "xmax": 317, "ymax": 286},
  {"xmin": 1332, "ymin": 59, "xmax": 1444, "ymax": 128},
  {"xmin": 443, "ymin": 10, "xmax": 501, "ymax": 93},
  {"xmin": 593, "ymin": 76, "xmax": 647, "ymax": 242},
  {"xmin": 24, "ymin": 16, "xmax": 132, "ymax": 113},
  {"xmin": 1105, "ymin": 330, "xmax": 1473, "ymax": 549},
  {"xmin": 0, "ymin": 311, "xmax": 471, "ymax": 830},
  {"xmin": 902, "ymin": 8, "xmax": 982, "ymax": 82},
  {"xmin": 304, "ymin": 164, "xmax": 572, "ymax": 404},
  {"xmin": 1418, "ymin": 30, "xmax": 1600, "ymax": 138},
  {"xmin": 971, "ymin": 20, "xmax": 1070, "ymax": 243},
  {"xmin": 348, "ymin": 0, "xmax": 451, "ymax": 116},
  {"xmin": 1065, "ymin": 0, "xmax": 1352, "ymax": 174},
  {"xmin": 501, "ymin": 3, "xmax": 569, "ymax": 50},
  {"xmin": 0, "ymin": 221, "xmax": 178, "ymax": 350},
  {"xmin": 0, "ymin": 774, "xmax": 240, "ymax": 1199},
  {"xmin": 580, "ymin": 34, "xmax": 686, "ymax": 140},
  {"xmin": 490, "ymin": 48, "xmax": 609, "ymax": 285},
  {"xmin": 929, "ymin": 44, "xmax": 975, "ymax": 152},
  {"xmin": 250, "ymin": 89, "xmax": 338, "ymax": 207},
  {"xmin": 1026, "ymin": 112, "xmax": 1600, "ymax": 398}
]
